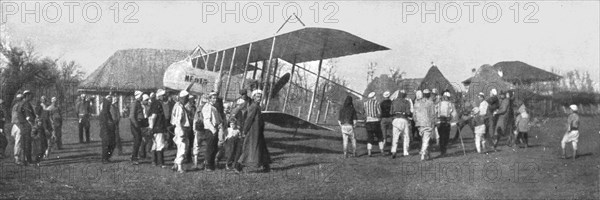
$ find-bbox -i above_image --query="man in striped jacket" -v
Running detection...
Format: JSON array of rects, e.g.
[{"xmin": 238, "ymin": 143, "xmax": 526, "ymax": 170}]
[{"xmin": 363, "ymin": 92, "xmax": 383, "ymax": 156}]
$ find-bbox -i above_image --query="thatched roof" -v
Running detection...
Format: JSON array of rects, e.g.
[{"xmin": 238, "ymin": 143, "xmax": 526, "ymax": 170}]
[
  {"xmin": 463, "ymin": 61, "xmax": 561, "ymax": 85},
  {"xmin": 79, "ymin": 48, "xmax": 189, "ymax": 93},
  {"xmin": 363, "ymin": 74, "xmax": 423, "ymax": 101},
  {"xmin": 492, "ymin": 61, "xmax": 561, "ymax": 84},
  {"xmin": 465, "ymin": 64, "xmax": 514, "ymax": 103},
  {"xmin": 418, "ymin": 66, "xmax": 456, "ymax": 94}
]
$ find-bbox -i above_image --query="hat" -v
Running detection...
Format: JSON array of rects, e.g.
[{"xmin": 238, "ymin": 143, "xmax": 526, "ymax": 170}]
[
  {"xmin": 478, "ymin": 92, "xmax": 485, "ymax": 97},
  {"xmin": 382, "ymin": 91, "xmax": 391, "ymax": 98},
  {"xmin": 179, "ymin": 90, "xmax": 189, "ymax": 97},
  {"xmin": 149, "ymin": 92, "xmax": 156, "ymax": 98},
  {"xmin": 142, "ymin": 94, "xmax": 150, "ymax": 101},
  {"xmin": 134, "ymin": 90, "xmax": 143, "ymax": 99},
  {"xmin": 443, "ymin": 91, "xmax": 451, "ymax": 97},
  {"xmin": 399, "ymin": 89, "xmax": 406, "ymax": 94},
  {"xmin": 15, "ymin": 94, "xmax": 23, "ymax": 99},
  {"xmin": 23, "ymin": 90, "xmax": 31, "ymax": 95},
  {"xmin": 156, "ymin": 89, "xmax": 166, "ymax": 97},
  {"xmin": 208, "ymin": 91, "xmax": 218, "ymax": 97},
  {"xmin": 423, "ymin": 89, "xmax": 430, "ymax": 94},
  {"xmin": 569, "ymin": 104, "xmax": 578, "ymax": 111},
  {"xmin": 239, "ymin": 89, "xmax": 247, "ymax": 95},
  {"xmin": 490, "ymin": 89, "xmax": 498, "ymax": 96},
  {"xmin": 251, "ymin": 90, "xmax": 263, "ymax": 97},
  {"xmin": 368, "ymin": 92, "xmax": 375, "ymax": 98},
  {"xmin": 432, "ymin": 88, "xmax": 438, "ymax": 94},
  {"xmin": 415, "ymin": 90, "xmax": 423, "ymax": 98}
]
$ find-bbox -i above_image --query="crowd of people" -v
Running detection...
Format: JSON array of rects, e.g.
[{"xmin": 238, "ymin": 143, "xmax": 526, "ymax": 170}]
[
  {"xmin": 337, "ymin": 88, "xmax": 583, "ymax": 161},
  {"xmin": 0, "ymin": 86, "xmax": 585, "ymax": 172},
  {"xmin": 0, "ymin": 88, "xmax": 272, "ymax": 173},
  {"xmin": 98, "ymin": 88, "xmax": 272, "ymax": 173},
  {"xmin": 0, "ymin": 91, "xmax": 63, "ymax": 164}
]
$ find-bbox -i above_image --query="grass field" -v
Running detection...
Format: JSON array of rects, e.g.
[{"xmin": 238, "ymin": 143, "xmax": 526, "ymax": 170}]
[{"xmin": 1, "ymin": 116, "xmax": 599, "ymax": 199}]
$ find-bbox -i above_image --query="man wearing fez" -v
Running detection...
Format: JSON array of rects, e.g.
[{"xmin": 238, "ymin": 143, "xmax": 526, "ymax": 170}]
[
  {"xmin": 129, "ymin": 91, "xmax": 145, "ymax": 165},
  {"xmin": 76, "ymin": 94, "xmax": 93, "ymax": 143}
]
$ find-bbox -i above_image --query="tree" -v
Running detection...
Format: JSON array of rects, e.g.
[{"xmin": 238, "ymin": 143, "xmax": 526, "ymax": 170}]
[{"xmin": 1, "ymin": 41, "xmax": 85, "ymax": 119}]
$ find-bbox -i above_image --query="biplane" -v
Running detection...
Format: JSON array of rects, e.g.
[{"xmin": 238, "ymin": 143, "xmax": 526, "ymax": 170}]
[{"xmin": 163, "ymin": 26, "xmax": 389, "ymax": 132}]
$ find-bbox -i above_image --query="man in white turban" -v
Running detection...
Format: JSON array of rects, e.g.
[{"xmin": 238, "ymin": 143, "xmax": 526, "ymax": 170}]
[{"xmin": 170, "ymin": 90, "xmax": 191, "ymax": 173}]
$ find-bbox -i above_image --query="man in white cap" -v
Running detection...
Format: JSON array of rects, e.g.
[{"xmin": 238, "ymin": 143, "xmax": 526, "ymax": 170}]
[
  {"xmin": 171, "ymin": 90, "xmax": 192, "ymax": 173},
  {"xmin": 363, "ymin": 92, "xmax": 383, "ymax": 156},
  {"xmin": 561, "ymin": 105, "xmax": 580, "ymax": 160},
  {"xmin": 12, "ymin": 92, "xmax": 34, "ymax": 165},
  {"xmin": 435, "ymin": 89, "xmax": 456, "ymax": 157},
  {"xmin": 129, "ymin": 90, "xmax": 145, "ymax": 164},
  {"xmin": 414, "ymin": 89, "xmax": 435, "ymax": 161},
  {"xmin": 202, "ymin": 91, "xmax": 223, "ymax": 171},
  {"xmin": 389, "ymin": 90, "xmax": 412, "ymax": 158},
  {"xmin": 149, "ymin": 89, "xmax": 168, "ymax": 167},
  {"xmin": 0, "ymin": 98, "xmax": 7, "ymax": 158},
  {"xmin": 379, "ymin": 91, "xmax": 393, "ymax": 154},
  {"xmin": 76, "ymin": 93, "xmax": 93, "ymax": 143}
]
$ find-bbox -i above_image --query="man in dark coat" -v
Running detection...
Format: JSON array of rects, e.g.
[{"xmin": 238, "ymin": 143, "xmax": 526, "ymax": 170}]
[
  {"xmin": 485, "ymin": 89, "xmax": 500, "ymax": 151},
  {"xmin": 110, "ymin": 96, "xmax": 122, "ymax": 155},
  {"xmin": 76, "ymin": 94, "xmax": 93, "ymax": 143},
  {"xmin": 237, "ymin": 90, "xmax": 271, "ymax": 173},
  {"xmin": 129, "ymin": 91, "xmax": 145, "ymax": 165},
  {"xmin": 99, "ymin": 96, "xmax": 116, "ymax": 163},
  {"xmin": 0, "ymin": 99, "xmax": 7, "ymax": 158},
  {"xmin": 493, "ymin": 91, "xmax": 513, "ymax": 149}
]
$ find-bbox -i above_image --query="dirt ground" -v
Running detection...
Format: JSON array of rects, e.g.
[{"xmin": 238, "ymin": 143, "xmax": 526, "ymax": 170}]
[{"xmin": 1, "ymin": 116, "xmax": 599, "ymax": 199}]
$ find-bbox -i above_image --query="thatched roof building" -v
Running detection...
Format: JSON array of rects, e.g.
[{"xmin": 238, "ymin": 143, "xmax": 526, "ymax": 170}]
[
  {"xmin": 465, "ymin": 64, "xmax": 514, "ymax": 103},
  {"xmin": 79, "ymin": 48, "xmax": 189, "ymax": 93},
  {"xmin": 463, "ymin": 61, "xmax": 561, "ymax": 85},
  {"xmin": 418, "ymin": 66, "xmax": 456, "ymax": 94}
]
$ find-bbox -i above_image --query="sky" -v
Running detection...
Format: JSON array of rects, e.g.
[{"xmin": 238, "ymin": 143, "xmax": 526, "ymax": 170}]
[{"xmin": 2, "ymin": 1, "xmax": 599, "ymax": 92}]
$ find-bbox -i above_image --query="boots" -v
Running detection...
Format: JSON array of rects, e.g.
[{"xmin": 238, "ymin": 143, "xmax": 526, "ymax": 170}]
[
  {"xmin": 157, "ymin": 151, "xmax": 166, "ymax": 168},
  {"xmin": 367, "ymin": 149, "xmax": 372, "ymax": 157},
  {"xmin": 151, "ymin": 151, "xmax": 157, "ymax": 166},
  {"xmin": 191, "ymin": 155, "xmax": 199, "ymax": 170}
]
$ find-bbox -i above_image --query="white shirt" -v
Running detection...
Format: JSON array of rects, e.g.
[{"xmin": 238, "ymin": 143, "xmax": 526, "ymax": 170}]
[{"xmin": 202, "ymin": 103, "xmax": 222, "ymax": 132}]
